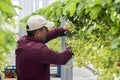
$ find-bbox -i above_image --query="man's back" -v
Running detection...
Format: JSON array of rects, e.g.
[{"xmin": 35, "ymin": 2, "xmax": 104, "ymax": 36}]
[{"xmin": 16, "ymin": 36, "xmax": 50, "ymax": 80}]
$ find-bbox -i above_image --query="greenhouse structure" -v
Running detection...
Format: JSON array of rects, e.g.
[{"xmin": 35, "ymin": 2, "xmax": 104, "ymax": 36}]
[{"xmin": 0, "ymin": 0, "xmax": 119, "ymax": 80}]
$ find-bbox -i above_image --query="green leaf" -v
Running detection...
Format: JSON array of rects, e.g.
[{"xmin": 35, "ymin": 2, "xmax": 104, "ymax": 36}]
[
  {"xmin": 110, "ymin": 7, "xmax": 116, "ymax": 22},
  {"xmin": 77, "ymin": 2, "xmax": 85, "ymax": 16},
  {"xmin": 14, "ymin": 5, "xmax": 22, "ymax": 10},
  {"xmin": 87, "ymin": 26, "xmax": 95, "ymax": 34},
  {"xmin": 64, "ymin": 3, "xmax": 77, "ymax": 17},
  {"xmin": 89, "ymin": 5, "xmax": 102, "ymax": 19},
  {"xmin": 106, "ymin": 0, "xmax": 112, "ymax": 6},
  {"xmin": 0, "ymin": 0, "xmax": 17, "ymax": 16},
  {"xmin": 85, "ymin": 8, "xmax": 91, "ymax": 14},
  {"xmin": 111, "ymin": 38, "xmax": 120, "ymax": 49},
  {"xmin": 115, "ymin": 0, "xmax": 120, "ymax": 3},
  {"xmin": 85, "ymin": 0, "xmax": 101, "ymax": 8},
  {"xmin": 0, "ymin": 30, "xmax": 5, "ymax": 45},
  {"xmin": 111, "ymin": 26, "xmax": 119, "ymax": 35}
]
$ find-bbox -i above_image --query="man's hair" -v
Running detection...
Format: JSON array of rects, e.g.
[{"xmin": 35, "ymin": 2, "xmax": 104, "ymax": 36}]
[{"xmin": 26, "ymin": 25, "xmax": 46, "ymax": 37}]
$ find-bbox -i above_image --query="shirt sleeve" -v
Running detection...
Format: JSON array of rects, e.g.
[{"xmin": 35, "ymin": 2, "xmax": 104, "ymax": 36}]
[
  {"xmin": 45, "ymin": 27, "xmax": 65, "ymax": 43},
  {"xmin": 31, "ymin": 45, "xmax": 72, "ymax": 65}
]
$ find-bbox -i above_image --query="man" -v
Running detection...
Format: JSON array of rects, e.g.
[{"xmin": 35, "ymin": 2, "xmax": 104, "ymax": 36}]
[{"xmin": 15, "ymin": 15, "xmax": 73, "ymax": 80}]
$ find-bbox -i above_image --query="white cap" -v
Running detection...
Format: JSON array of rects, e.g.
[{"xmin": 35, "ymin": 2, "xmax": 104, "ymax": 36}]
[{"xmin": 26, "ymin": 15, "xmax": 55, "ymax": 31}]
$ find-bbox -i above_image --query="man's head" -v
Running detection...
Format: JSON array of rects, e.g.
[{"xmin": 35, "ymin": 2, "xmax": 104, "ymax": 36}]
[
  {"xmin": 26, "ymin": 15, "xmax": 54, "ymax": 42},
  {"xmin": 26, "ymin": 25, "xmax": 48, "ymax": 42}
]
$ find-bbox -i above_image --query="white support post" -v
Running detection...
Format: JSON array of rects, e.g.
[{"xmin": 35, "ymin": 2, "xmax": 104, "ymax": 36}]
[
  {"xmin": 35, "ymin": 0, "xmax": 39, "ymax": 11},
  {"xmin": 43, "ymin": 0, "xmax": 48, "ymax": 8},
  {"xmin": 18, "ymin": 0, "xmax": 34, "ymax": 37}
]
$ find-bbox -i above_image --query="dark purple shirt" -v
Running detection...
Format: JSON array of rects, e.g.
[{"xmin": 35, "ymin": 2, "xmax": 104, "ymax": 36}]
[{"xmin": 15, "ymin": 27, "xmax": 72, "ymax": 80}]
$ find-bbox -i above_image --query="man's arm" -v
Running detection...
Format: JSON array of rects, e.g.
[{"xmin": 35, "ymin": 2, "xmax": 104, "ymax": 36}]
[
  {"xmin": 45, "ymin": 26, "xmax": 70, "ymax": 43},
  {"xmin": 31, "ymin": 45, "xmax": 73, "ymax": 65}
]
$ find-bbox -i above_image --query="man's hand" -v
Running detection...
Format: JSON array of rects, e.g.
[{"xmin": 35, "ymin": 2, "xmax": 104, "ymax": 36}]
[
  {"xmin": 63, "ymin": 26, "xmax": 71, "ymax": 31},
  {"xmin": 67, "ymin": 47, "xmax": 74, "ymax": 55}
]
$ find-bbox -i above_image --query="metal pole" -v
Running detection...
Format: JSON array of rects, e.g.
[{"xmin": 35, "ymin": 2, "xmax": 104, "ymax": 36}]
[
  {"xmin": 35, "ymin": 0, "xmax": 39, "ymax": 11},
  {"xmin": 43, "ymin": 0, "xmax": 48, "ymax": 8},
  {"xmin": 18, "ymin": 0, "xmax": 34, "ymax": 37},
  {"xmin": 61, "ymin": 17, "xmax": 73, "ymax": 80}
]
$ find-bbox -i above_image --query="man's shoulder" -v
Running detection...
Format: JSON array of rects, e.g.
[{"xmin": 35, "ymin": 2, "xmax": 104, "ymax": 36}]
[{"xmin": 31, "ymin": 42, "xmax": 47, "ymax": 49}]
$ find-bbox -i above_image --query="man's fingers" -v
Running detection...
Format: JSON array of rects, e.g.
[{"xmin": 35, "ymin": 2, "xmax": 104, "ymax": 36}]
[{"xmin": 63, "ymin": 26, "xmax": 71, "ymax": 31}]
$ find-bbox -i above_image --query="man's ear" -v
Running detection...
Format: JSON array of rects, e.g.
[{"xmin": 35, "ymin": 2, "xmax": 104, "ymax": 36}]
[
  {"xmin": 36, "ymin": 30, "xmax": 42, "ymax": 36},
  {"xmin": 36, "ymin": 30, "xmax": 40, "ymax": 34}
]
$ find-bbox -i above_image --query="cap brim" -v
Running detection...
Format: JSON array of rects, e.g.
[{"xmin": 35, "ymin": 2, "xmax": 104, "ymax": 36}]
[{"xmin": 45, "ymin": 21, "xmax": 55, "ymax": 28}]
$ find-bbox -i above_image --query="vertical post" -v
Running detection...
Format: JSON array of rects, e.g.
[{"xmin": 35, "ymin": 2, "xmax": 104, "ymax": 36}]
[
  {"xmin": 61, "ymin": 17, "xmax": 73, "ymax": 80},
  {"xmin": 43, "ymin": 0, "xmax": 48, "ymax": 8},
  {"xmin": 18, "ymin": 0, "xmax": 26, "ymax": 37},
  {"xmin": 18, "ymin": 0, "xmax": 34, "ymax": 37},
  {"xmin": 35, "ymin": 0, "xmax": 39, "ymax": 11}
]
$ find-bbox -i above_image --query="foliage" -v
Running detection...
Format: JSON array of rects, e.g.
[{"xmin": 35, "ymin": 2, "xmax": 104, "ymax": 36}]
[
  {"xmin": 0, "ymin": 0, "xmax": 18, "ymax": 72},
  {"xmin": 21, "ymin": 0, "xmax": 120, "ymax": 79},
  {"xmin": 47, "ymin": 37, "xmax": 61, "ymax": 52}
]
